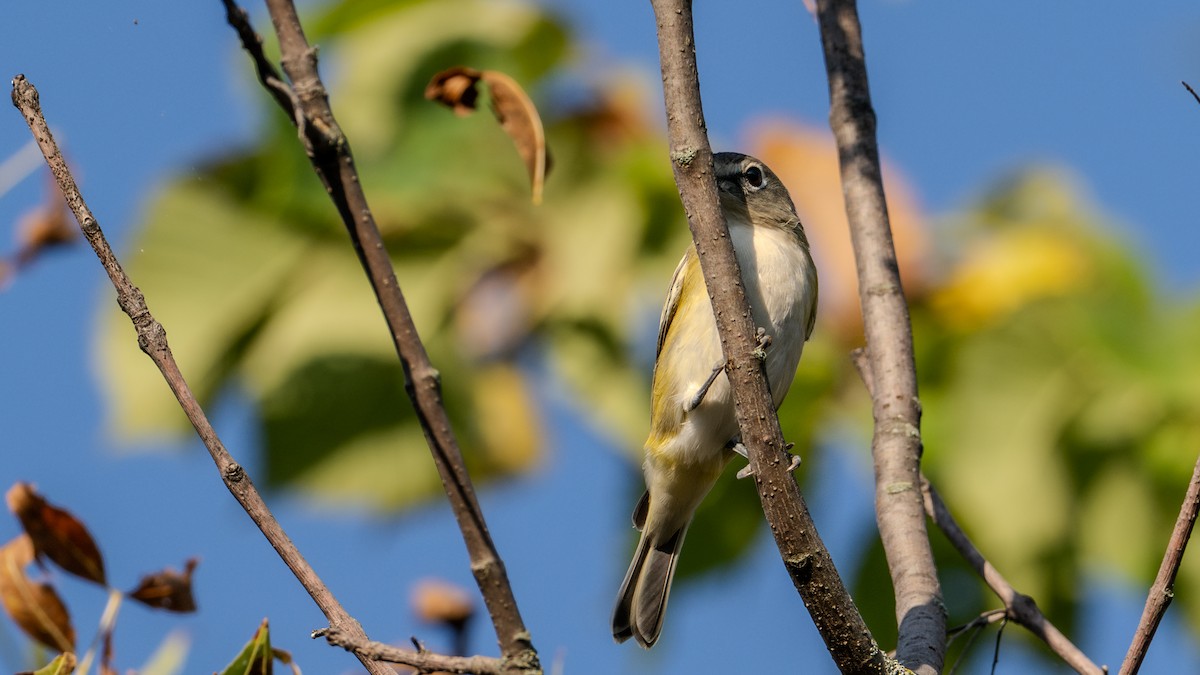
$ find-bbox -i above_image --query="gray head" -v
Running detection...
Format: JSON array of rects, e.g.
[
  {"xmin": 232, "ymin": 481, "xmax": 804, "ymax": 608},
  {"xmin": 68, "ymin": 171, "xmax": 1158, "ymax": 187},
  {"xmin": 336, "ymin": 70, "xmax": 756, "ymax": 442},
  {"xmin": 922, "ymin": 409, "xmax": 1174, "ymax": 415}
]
[{"xmin": 713, "ymin": 152, "xmax": 802, "ymax": 234}]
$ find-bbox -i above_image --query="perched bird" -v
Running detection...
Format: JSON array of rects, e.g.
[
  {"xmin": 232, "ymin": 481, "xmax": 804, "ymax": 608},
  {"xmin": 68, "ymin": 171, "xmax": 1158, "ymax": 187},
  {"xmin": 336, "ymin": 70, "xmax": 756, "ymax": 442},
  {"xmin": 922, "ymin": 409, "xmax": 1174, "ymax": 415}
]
[{"xmin": 612, "ymin": 152, "xmax": 818, "ymax": 648}]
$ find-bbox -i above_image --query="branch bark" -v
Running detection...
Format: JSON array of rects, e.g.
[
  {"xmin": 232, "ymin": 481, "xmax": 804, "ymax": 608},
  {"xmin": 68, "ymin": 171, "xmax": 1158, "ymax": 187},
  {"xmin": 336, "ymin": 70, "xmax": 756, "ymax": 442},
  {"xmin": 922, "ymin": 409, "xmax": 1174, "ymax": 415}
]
[
  {"xmin": 851, "ymin": 349, "xmax": 1104, "ymax": 674},
  {"xmin": 224, "ymin": 1, "xmax": 539, "ymax": 671},
  {"xmin": 925, "ymin": 479, "xmax": 1104, "ymax": 674},
  {"xmin": 648, "ymin": 1, "xmax": 892, "ymax": 672},
  {"xmin": 316, "ymin": 627, "xmax": 505, "ymax": 675},
  {"xmin": 1121, "ymin": 449, "xmax": 1200, "ymax": 674},
  {"xmin": 813, "ymin": 1, "xmax": 945, "ymax": 672},
  {"xmin": 10, "ymin": 74, "xmax": 390, "ymax": 675}
]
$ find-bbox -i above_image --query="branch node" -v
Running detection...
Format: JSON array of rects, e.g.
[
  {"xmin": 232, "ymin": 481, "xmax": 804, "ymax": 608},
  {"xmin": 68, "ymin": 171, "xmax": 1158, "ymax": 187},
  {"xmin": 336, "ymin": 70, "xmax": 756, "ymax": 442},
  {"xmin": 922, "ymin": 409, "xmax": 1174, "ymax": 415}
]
[
  {"xmin": 669, "ymin": 147, "xmax": 698, "ymax": 167},
  {"xmin": 223, "ymin": 462, "xmax": 246, "ymax": 484}
]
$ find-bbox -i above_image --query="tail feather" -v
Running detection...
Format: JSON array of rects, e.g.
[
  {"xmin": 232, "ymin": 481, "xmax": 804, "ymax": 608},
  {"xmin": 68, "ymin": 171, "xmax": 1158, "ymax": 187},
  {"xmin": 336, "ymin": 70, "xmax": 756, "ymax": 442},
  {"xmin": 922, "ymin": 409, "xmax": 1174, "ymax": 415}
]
[{"xmin": 612, "ymin": 524, "xmax": 688, "ymax": 648}]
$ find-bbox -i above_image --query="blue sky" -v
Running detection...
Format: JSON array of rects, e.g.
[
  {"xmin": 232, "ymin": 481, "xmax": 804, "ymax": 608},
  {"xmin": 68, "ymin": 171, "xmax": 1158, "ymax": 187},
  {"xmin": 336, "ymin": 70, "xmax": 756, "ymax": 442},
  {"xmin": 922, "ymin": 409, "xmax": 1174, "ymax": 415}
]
[{"xmin": 2, "ymin": 1, "xmax": 1200, "ymax": 673}]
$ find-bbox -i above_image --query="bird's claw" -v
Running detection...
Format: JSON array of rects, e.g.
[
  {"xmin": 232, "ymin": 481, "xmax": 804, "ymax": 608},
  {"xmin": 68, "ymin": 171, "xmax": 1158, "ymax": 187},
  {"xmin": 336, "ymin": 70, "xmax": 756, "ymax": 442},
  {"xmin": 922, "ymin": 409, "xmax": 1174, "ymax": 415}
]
[
  {"xmin": 733, "ymin": 441, "xmax": 801, "ymax": 479},
  {"xmin": 753, "ymin": 326, "xmax": 772, "ymax": 360}
]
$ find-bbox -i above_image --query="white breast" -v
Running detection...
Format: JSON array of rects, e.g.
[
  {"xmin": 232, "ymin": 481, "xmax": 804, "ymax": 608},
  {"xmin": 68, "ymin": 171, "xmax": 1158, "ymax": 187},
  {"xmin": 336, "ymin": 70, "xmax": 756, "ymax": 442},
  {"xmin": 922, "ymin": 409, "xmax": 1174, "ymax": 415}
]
[
  {"xmin": 730, "ymin": 218, "xmax": 816, "ymax": 407},
  {"xmin": 655, "ymin": 218, "xmax": 816, "ymax": 469}
]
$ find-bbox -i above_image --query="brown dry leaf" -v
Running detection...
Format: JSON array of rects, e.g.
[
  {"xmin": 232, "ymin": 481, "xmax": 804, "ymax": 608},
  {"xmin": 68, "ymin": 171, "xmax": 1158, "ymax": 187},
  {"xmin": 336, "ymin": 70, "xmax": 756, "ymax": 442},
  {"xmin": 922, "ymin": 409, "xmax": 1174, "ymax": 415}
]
[
  {"xmin": 425, "ymin": 66, "xmax": 548, "ymax": 204},
  {"xmin": 6, "ymin": 483, "xmax": 106, "ymax": 586},
  {"xmin": 0, "ymin": 535, "xmax": 76, "ymax": 653},
  {"xmin": 272, "ymin": 647, "xmax": 301, "ymax": 675},
  {"xmin": 411, "ymin": 578, "xmax": 474, "ymax": 625},
  {"xmin": 15, "ymin": 200, "xmax": 75, "ymax": 267},
  {"xmin": 127, "ymin": 558, "xmax": 198, "ymax": 613},
  {"xmin": 481, "ymin": 70, "xmax": 548, "ymax": 204},
  {"xmin": 424, "ymin": 66, "xmax": 483, "ymax": 117},
  {"xmin": 9, "ymin": 168, "xmax": 76, "ymax": 276}
]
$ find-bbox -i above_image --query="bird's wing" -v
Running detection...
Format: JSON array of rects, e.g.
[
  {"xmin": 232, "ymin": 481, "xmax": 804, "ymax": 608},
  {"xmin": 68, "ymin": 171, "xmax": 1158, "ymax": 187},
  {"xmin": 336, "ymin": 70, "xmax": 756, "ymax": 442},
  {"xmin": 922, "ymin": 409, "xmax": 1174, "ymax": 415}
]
[
  {"xmin": 804, "ymin": 254, "xmax": 819, "ymax": 341},
  {"xmin": 656, "ymin": 247, "xmax": 695, "ymax": 360}
]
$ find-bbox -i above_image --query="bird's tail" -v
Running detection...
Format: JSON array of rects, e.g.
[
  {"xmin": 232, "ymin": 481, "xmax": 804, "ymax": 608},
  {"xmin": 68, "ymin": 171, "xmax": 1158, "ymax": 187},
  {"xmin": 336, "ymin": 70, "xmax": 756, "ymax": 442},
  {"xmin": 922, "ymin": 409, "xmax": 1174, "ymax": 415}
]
[{"xmin": 612, "ymin": 519, "xmax": 688, "ymax": 649}]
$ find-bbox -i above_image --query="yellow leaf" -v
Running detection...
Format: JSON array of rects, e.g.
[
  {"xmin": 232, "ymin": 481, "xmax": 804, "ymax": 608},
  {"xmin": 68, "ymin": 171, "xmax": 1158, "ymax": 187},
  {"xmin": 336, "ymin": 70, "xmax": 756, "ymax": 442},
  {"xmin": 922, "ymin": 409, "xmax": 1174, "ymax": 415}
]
[
  {"xmin": 473, "ymin": 363, "xmax": 540, "ymax": 471},
  {"xmin": 931, "ymin": 229, "xmax": 1091, "ymax": 330}
]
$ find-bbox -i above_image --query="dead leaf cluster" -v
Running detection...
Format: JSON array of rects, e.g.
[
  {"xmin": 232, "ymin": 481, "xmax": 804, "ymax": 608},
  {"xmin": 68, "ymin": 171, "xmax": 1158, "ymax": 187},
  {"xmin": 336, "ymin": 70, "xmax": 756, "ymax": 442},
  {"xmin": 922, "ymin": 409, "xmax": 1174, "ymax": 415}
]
[{"xmin": 0, "ymin": 482, "xmax": 198, "ymax": 670}]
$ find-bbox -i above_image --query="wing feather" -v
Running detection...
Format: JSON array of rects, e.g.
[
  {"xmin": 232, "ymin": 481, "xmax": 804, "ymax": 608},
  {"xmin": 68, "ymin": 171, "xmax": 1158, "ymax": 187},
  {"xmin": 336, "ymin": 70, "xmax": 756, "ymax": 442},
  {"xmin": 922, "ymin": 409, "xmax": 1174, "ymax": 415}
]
[{"xmin": 655, "ymin": 247, "xmax": 695, "ymax": 360}]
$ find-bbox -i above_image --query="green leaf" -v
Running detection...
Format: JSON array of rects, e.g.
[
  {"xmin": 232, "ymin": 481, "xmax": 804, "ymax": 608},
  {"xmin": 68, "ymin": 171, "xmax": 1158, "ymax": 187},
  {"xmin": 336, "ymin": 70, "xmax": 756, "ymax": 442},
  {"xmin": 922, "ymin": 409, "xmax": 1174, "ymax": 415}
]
[
  {"xmin": 218, "ymin": 619, "xmax": 272, "ymax": 675},
  {"xmin": 24, "ymin": 653, "xmax": 76, "ymax": 675},
  {"xmin": 97, "ymin": 181, "xmax": 308, "ymax": 437}
]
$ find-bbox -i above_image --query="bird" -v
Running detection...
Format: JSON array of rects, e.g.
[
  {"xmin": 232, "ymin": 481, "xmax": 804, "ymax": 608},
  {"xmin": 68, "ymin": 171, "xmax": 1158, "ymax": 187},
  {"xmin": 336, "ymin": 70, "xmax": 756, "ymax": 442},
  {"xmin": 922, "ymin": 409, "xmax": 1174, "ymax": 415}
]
[{"xmin": 612, "ymin": 151, "xmax": 818, "ymax": 648}]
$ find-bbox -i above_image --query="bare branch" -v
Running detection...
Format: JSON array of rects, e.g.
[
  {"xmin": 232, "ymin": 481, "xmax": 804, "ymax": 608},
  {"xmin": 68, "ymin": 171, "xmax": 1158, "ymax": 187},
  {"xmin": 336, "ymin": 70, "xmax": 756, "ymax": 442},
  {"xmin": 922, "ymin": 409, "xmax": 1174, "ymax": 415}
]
[
  {"xmin": 647, "ymin": 1, "xmax": 893, "ymax": 672},
  {"xmin": 316, "ymin": 627, "xmax": 505, "ymax": 675},
  {"xmin": 852, "ymin": 349, "xmax": 1104, "ymax": 675},
  {"xmin": 224, "ymin": 2, "xmax": 539, "ymax": 671},
  {"xmin": 1120, "ymin": 449, "xmax": 1200, "ymax": 674},
  {"xmin": 925, "ymin": 481, "xmax": 1104, "ymax": 674},
  {"xmin": 813, "ymin": 1, "xmax": 944, "ymax": 671},
  {"xmin": 9, "ymin": 74, "xmax": 389, "ymax": 675},
  {"xmin": 1116, "ymin": 77, "xmax": 1200, "ymax": 675},
  {"xmin": 221, "ymin": 0, "xmax": 295, "ymax": 119}
]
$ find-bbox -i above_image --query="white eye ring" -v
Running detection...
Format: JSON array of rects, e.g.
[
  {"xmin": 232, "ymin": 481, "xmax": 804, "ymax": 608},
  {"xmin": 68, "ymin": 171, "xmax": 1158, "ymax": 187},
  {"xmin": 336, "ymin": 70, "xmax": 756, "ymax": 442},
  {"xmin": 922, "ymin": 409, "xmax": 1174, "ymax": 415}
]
[{"xmin": 744, "ymin": 164, "xmax": 766, "ymax": 191}]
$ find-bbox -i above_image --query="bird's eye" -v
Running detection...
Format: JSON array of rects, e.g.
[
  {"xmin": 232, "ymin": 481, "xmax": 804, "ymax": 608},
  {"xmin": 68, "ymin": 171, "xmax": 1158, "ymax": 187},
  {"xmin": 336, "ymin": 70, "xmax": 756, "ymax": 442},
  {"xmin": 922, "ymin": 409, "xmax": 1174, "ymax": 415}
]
[{"xmin": 743, "ymin": 164, "xmax": 766, "ymax": 190}]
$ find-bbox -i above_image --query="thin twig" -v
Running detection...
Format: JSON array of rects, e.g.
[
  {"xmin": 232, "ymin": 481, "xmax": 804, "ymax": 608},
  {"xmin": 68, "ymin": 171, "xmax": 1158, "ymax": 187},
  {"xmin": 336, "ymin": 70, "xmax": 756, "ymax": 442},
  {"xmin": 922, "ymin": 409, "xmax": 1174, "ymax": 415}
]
[
  {"xmin": 1183, "ymin": 81, "xmax": 1200, "ymax": 107},
  {"xmin": 946, "ymin": 609, "xmax": 1004, "ymax": 675},
  {"xmin": 1116, "ymin": 77, "xmax": 1200, "ymax": 675},
  {"xmin": 647, "ymin": 1, "xmax": 892, "ymax": 672},
  {"xmin": 315, "ymin": 627, "xmax": 504, "ymax": 675},
  {"xmin": 221, "ymin": 0, "xmax": 295, "ymax": 119},
  {"xmin": 1120, "ymin": 449, "xmax": 1200, "ymax": 674},
  {"xmin": 813, "ymin": 2, "xmax": 944, "ymax": 672},
  {"xmin": 926, "ymin": 479, "xmax": 1104, "ymax": 674},
  {"xmin": 9, "ymin": 74, "xmax": 389, "ymax": 675},
  {"xmin": 990, "ymin": 616, "xmax": 1007, "ymax": 675},
  {"xmin": 224, "ymin": 2, "xmax": 539, "ymax": 671},
  {"xmin": 851, "ymin": 349, "xmax": 1105, "ymax": 675}
]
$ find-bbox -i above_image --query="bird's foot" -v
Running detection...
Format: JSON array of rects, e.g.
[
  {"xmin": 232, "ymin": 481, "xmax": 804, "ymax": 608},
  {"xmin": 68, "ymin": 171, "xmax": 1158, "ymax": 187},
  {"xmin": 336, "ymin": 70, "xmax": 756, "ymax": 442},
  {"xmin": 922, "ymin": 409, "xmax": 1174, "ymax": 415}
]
[
  {"xmin": 685, "ymin": 360, "xmax": 727, "ymax": 412},
  {"xmin": 732, "ymin": 441, "xmax": 800, "ymax": 479},
  {"xmin": 753, "ymin": 326, "xmax": 772, "ymax": 360}
]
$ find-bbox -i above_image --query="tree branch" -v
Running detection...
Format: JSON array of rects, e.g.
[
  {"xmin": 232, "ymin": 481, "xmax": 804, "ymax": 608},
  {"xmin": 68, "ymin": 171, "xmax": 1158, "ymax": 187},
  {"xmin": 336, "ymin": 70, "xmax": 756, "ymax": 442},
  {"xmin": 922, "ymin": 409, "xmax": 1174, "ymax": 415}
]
[
  {"xmin": 224, "ymin": 2, "xmax": 539, "ymax": 671},
  {"xmin": 813, "ymin": 2, "xmax": 945, "ymax": 671},
  {"xmin": 851, "ymin": 349, "xmax": 1103, "ymax": 674},
  {"xmin": 9, "ymin": 74, "xmax": 390, "ymax": 675},
  {"xmin": 316, "ymin": 627, "xmax": 505, "ymax": 675},
  {"xmin": 1125, "ymin": 82, "xmax": 1200, "ymax": 671},
  {"xmin": 647, "ymin": 1, "xmax": 893, "ymax": 672},
  {"xmin": 1120, "ymin": 448, "xmax": 1200, "ymax": 674},
  {"xmin": 925, "ymin": 480, "xmax": 1103, "ymax": 674}
]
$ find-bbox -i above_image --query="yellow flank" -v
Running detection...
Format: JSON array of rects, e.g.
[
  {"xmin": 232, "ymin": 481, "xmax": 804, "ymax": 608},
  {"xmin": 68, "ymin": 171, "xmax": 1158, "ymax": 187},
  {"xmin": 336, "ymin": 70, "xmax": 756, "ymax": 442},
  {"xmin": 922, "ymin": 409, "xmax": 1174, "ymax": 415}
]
[{"xmin": 646, "ymin": 246, "xmax": 706, "ymax": 460}]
